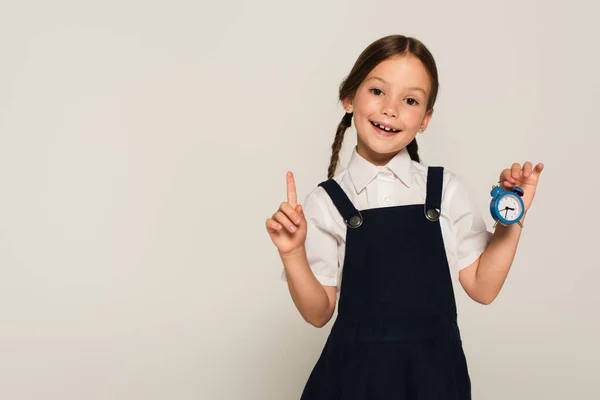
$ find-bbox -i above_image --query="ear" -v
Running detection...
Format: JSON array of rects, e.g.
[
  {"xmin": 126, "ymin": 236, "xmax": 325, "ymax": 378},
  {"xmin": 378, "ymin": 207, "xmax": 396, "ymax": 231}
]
[
  {"xmin": 419, "ymin": 109, "xmax": 434, "ymax": 133},
  {"xmin": 342, "ymin": 96, "xmax": 354, "ymax": 112}
]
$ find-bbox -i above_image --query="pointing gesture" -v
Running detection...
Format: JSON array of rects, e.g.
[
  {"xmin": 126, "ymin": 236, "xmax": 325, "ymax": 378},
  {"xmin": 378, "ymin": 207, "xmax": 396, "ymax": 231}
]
[
  {"xmin": 266, "ymin": 171, "xmax": 307, "ymax": 256},
  {"xmin": 287, "ymin": 170, "xmax": 298, "ymax": 208}
]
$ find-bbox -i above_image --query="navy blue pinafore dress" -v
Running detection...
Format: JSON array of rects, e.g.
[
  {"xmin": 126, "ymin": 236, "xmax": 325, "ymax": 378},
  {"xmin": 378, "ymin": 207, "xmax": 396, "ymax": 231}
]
[{"xmin": 300, "ymin": 167, "xmax": 471, "ymax": 399}]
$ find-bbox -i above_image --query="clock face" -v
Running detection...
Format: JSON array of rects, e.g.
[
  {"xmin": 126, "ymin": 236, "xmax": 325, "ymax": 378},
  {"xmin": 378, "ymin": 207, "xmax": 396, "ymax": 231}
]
[{"xmin": 497, "ymin": 193, "xmax": 523, "ymax": 221}]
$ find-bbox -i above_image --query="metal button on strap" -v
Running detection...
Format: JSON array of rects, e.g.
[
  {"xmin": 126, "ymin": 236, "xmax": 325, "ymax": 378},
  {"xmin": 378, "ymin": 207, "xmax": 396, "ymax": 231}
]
[
  {"xmin": 425, "ymin": 207, "xmax": 439, "ymax": 222},
  {"xmin": 346, "ymin": 212, "xmax": 363, "ymax": 228}
]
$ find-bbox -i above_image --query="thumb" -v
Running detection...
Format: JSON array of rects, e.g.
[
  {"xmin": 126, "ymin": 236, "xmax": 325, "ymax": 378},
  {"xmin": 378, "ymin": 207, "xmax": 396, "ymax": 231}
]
[{"xmin": 296, "ymin": 204, "xmax": 306, "ymax": 222}]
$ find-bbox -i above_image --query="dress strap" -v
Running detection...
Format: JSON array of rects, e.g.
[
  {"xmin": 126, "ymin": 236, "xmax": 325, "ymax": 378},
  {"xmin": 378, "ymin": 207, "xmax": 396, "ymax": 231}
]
[
  {"xmin": 318, "ymin": 179, "xmax": 363, "ymax": 228},
  {"xmin": 424, "ymin": 166, "xmax": 444, "ymax": 222}
]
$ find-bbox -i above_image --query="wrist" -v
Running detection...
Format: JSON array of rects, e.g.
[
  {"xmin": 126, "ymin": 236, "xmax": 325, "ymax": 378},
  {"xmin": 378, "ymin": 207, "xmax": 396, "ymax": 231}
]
[
  {"xmin": 279, "ymin": 246, "xmax": 307, "ymax": 262},
  {"xmin": 517, "ymin": 211, "xmax": 527, "ymax": 227}
]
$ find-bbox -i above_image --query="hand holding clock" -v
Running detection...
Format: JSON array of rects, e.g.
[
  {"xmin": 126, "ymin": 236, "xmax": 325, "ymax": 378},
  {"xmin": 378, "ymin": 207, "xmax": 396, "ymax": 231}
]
[{"xmin": 498, "ymin": 162, "xmax": 544, "ymax": 213}]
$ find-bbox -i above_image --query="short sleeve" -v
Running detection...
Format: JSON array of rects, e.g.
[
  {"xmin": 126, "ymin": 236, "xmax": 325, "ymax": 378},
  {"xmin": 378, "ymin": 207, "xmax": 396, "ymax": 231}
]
[
  {"xmin": 443, "ymin": 174, "xmax": 492, "ymax": 271},
  {"xmin": 280, "ymin": 187, "xmax": 340, "ymax": 286}
]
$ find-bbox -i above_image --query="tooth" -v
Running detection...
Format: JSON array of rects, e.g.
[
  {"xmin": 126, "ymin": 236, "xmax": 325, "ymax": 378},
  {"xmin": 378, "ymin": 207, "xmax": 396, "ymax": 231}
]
[{"xmin": 384, "ymin": 127, "xmax": 391, "ymax": 131}]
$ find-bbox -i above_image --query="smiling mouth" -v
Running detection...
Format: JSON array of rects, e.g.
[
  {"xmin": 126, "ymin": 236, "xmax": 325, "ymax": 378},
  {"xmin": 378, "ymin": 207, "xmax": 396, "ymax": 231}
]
[{"xmin": 370, "ymin": 121, "xmax": 400, "ymax": 134}]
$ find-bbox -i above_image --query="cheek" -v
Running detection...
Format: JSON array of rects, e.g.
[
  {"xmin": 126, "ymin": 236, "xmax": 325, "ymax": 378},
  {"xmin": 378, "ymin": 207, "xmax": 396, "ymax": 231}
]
[
  {"xmin": 404, "ymin": 107, "xmax": 426, "ymax": 124},
  {"xmin": 356, "ymin": 94, "xmax": 380, "ymax": 112}
]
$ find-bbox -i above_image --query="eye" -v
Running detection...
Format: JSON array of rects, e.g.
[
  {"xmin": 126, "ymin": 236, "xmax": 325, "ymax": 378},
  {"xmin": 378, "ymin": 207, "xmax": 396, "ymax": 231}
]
[
  {"xmin": 406, "ymin": 98, "xmax": 419, "ymax": 106},
  {"xmin": 370, "ymin": 88, "xmax": 383, "ymax": 96}
]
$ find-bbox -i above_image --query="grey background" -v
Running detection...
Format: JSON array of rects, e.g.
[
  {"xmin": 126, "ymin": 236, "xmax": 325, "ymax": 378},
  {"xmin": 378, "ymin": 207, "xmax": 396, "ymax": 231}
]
[{"xmin": 0, "ymin": 0, "xmax": 598, "ymax": 398}]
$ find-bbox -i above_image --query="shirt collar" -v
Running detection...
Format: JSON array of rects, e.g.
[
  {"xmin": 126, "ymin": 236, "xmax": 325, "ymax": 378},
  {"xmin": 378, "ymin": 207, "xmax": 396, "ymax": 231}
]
[{"xmin": 348, "ymin": 146, "xmax": 413, "ymax": 193}]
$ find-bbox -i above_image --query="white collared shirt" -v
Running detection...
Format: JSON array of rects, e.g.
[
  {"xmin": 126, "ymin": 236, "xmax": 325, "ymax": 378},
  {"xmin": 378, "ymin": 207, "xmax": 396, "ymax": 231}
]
[{"xmin": 281, "ymin": 147, "xmax": 492, "ymax": 296}]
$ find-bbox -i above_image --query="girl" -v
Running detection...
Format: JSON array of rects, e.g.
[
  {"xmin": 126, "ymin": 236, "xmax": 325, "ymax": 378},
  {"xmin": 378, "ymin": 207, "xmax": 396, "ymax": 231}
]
[{"xmin": 265, "ymin": 35, "xmax": 543, "ymax": 399}]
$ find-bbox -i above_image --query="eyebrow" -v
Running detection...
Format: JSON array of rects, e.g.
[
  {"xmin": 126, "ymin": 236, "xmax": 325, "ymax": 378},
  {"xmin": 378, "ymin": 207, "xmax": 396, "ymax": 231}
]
[{"xmin": 366, "ymin": 76, "xmax": 426, "ymax": 94}]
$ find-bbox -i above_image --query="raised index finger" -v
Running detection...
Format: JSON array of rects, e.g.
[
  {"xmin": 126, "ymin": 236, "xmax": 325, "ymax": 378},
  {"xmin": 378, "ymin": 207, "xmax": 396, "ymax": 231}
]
[{"xmin": 286, "ymin": 171, "xmax": 297, "ymax": 207}]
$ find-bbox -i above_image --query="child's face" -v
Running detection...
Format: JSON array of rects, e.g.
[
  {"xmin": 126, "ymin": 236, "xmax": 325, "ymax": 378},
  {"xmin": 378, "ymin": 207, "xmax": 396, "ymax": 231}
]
[{"xmin": 344, "ymin": 55, "xmax": 433, "ymax": 165}]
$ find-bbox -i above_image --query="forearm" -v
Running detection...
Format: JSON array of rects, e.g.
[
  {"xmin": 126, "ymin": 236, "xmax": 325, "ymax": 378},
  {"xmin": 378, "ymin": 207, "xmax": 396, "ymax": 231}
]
[
  {"xmin": 280, "ymin": 247, "xmax": 333, "ymax": 327},
  {"xmin": 473, "ymin": 214, "xmax": 526, "ymax": 304}
]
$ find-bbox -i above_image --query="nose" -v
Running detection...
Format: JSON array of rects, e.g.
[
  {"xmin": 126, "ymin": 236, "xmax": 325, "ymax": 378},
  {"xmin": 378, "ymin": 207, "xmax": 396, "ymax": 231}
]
[{"xmin": 381, "ymin": 98, "xmax": 399, "ymax": 118}]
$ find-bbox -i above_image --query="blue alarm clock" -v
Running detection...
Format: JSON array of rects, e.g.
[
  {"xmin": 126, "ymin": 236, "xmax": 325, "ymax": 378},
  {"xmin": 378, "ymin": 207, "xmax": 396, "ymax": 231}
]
[{"xmin": 490, "ymin": 184, "xmax": 525, "ymax": 228}]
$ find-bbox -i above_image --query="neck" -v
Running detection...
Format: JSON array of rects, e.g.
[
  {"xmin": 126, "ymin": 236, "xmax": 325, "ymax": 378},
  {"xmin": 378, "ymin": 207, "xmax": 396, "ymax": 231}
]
[{"xmin": 356, "ymin": 143, "xmax": 399, "ymax": 166}]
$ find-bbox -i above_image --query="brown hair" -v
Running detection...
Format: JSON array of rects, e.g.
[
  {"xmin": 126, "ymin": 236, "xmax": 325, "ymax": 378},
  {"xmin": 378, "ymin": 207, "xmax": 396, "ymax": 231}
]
[{"xmin": 327, "ymin": 35, "xmax": 440, "ymax": 179}]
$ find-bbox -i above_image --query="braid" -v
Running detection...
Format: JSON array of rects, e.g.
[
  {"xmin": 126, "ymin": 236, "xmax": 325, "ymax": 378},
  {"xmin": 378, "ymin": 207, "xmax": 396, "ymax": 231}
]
[
  {"xmin": 327, "ymin": 113, "xmax": 352, "ymax": 179},
  {"xmin": 406, "ymin": 138, "xmax": 420, "ymax": 163}
]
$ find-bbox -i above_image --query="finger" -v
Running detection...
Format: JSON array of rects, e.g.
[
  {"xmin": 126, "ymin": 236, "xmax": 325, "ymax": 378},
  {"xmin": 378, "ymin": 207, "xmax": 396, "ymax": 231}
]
[
  {"xmin": 522, "ymin": 161, "xmax": 533, "ymax": 178},
  {"xmin": 533, "ymin": 162, "xmax": 544, "ymax": 176},
  {"xmin": 286, "ymin": 171, "xmax": 298, "ymax": 208},
  {"xmin": 499, "ymin": 168, "xmax": 512, "ymax": 187},
  {"xmin": 511, "ymin": 163, "xmax": 522, "ymax": 180},
  {"xmin": 266, "ymin": 218, "xmax": 283, "ymax": 234},
  {"xmin": 280, "ymin": 202, "xmax": 302, "ymax": 225},
  {"xmin": 273, "ymin": 211, "xmax": 297, "ymax": 233}
]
